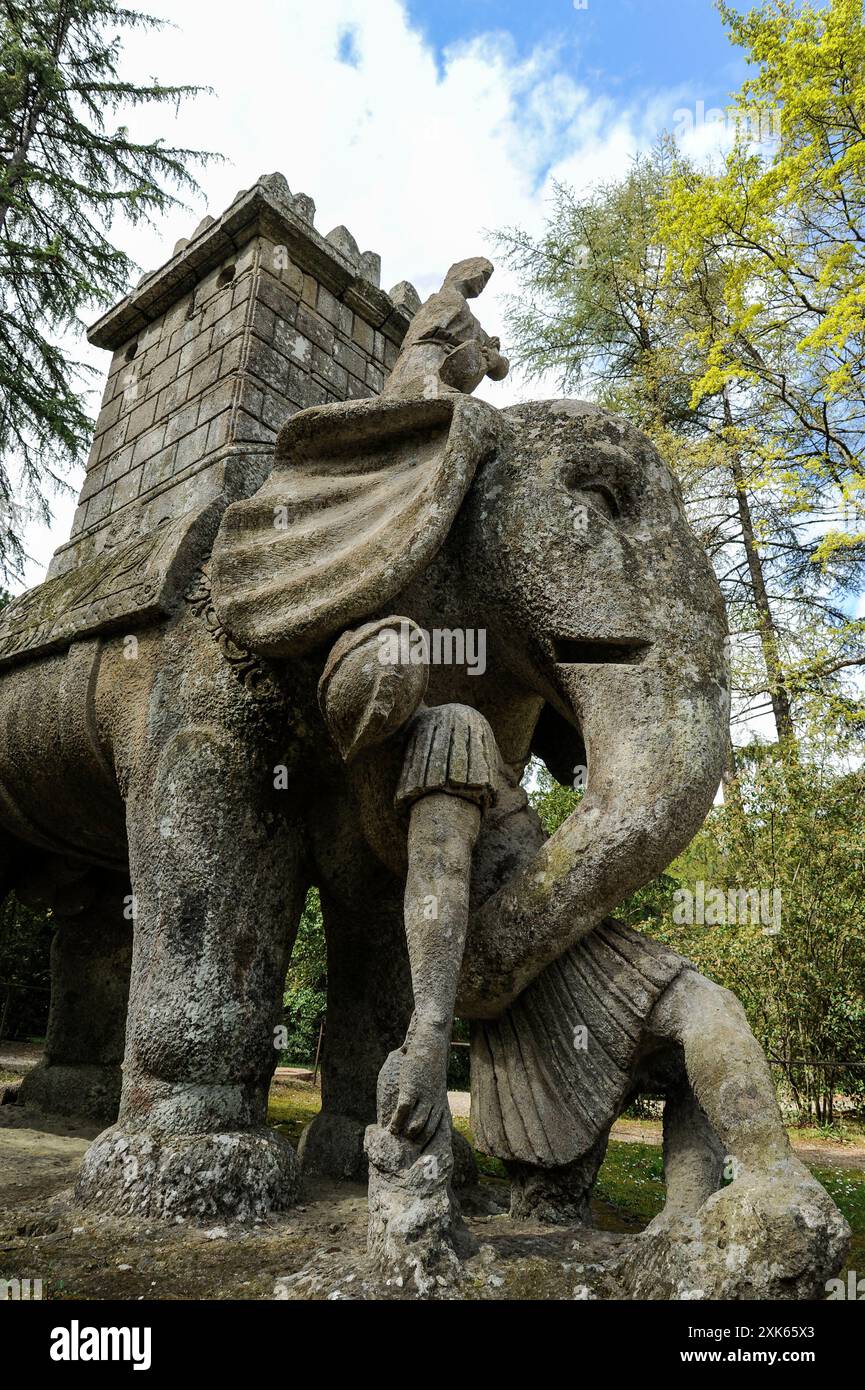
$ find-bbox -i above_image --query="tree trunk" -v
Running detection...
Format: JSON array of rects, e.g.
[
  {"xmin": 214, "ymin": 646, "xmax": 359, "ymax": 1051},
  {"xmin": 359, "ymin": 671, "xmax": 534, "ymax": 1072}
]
[{"xmin": 723, "ymin": 395, "xmax": 797, "ymax": 757}]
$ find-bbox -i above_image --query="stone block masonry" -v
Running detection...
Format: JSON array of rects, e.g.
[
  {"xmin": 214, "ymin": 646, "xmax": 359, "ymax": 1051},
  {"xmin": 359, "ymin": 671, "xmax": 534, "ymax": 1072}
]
[{"xmin": 48, "ymin": 173, "xmax": 422, "ymax": 578}]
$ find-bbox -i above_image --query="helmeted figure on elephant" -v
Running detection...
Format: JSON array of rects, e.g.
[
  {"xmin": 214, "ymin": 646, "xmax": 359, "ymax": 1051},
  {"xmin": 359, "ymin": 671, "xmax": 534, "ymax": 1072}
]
[{"xmin": 0, "ymin": 254, "xmax": 847, "ymax": 1298}]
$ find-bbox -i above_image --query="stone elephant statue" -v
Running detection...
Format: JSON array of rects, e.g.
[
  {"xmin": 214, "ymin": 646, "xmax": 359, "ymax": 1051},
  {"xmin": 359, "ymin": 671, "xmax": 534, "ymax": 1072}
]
[
  {"xmin": 0, "ymin": 263, "xmax": 847, "ymax": 1299},
  {"xmin": 0, "ymin": 378, "xmax": 721, "ymax": 1204}
]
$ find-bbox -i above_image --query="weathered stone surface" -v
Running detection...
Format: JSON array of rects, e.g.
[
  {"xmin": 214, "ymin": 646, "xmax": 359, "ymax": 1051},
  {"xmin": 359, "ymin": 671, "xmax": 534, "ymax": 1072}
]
[
  {"xmin": 0, "ymin": 500, "xmax": 223, "ymax": 668},
  {"xmin": 18, "ymin": 874, "xmax": 132, "ymax": 1125},
  {"xmin": 453, "ymin": 398, "xmax": 731, "ymax": 1018},
  {"xmin": 359, "ymin": 250, "xmax": 382, "ymax": 287},
  {"xmin": 209, "ymin": 393, "xmax": 502, "ymax": 658},
  {"xmin": 506, "ymin": 1146, "xmax": 607, "ymax": 1224},
  {"xmin": 325, "ymin": 224, "xmax": 360, "ymax": 264},
  {"xmin": 382, "ymin": 257, "xmax": 509, "ymax": 398},
  {"xmin": 470, "ymin": 920, "xmax": 686, "ymax": 1167},
  {"xmin": 291, "ymin": 191, "xmax": 315, "ymax": 223},
  {"xmin": 298, "ymin": 1111, "xmax": 367, "ymax": 1181},
  {"xmin": 365, "ymin": 1051, "xmax": 476, "ymax": 1292},
  {"xmin": 48, "ymin": 173, "xmax": 414, "ymax": 578},
  {"xmin": 75, "ymin": 1127, "xmax": 299, "ymax": 1222},
  {"xmin": 388, "ymin": 280, "xmax": 422, "ymax": 316},
  {"xmin": 617, "ymin": 1159, "xmax": 850, "ymax": 1301},
  {"xmin": 0, "ymin": 233, "xmax": 848, "ymax": 1299},
  {"xmin": 450, "ymin": 1128, "xmax": 478, "ymax": 1190}
]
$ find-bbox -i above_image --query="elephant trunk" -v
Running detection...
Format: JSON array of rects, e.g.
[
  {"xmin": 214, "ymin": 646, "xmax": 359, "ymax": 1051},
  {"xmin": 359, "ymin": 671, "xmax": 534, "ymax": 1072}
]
[{"xmin": 456, "ymin": 632, "xmax": 729, "ymax": 1019}]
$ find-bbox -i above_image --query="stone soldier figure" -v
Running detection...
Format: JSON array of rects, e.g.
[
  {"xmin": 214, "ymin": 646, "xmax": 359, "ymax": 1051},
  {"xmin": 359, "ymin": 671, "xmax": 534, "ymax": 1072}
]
[{"xmin": 382, "ymin": 256, "xmax": 509, "ymax": 399}]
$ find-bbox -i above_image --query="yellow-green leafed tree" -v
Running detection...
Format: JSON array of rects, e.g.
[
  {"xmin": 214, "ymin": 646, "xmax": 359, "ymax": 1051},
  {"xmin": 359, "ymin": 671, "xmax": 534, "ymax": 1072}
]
[
  {"xmin": 496, "ymin": 145, "xmax": 860, "ymax": 762},
  {"xmin": 497, "ymin": 4, "xmax": 865, "ymax": 760},
  {"xmin": 660, "ymin": 0, "xmax": 865, "ymax": 719}
]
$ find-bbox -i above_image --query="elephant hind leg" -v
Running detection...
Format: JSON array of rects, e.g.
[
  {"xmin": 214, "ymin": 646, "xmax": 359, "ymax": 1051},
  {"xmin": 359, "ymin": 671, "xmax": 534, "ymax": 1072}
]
[
  {"xmin": 299, "ymin": 880, "xmax": 413, "ymax": 1182},
  {"xmin": 506, "ymin": 1129, "xmax": 610, "ymax": 1225},
  {"xmin": 17, "ymin": 870, "xmax": 133, "ymax": 1126}
]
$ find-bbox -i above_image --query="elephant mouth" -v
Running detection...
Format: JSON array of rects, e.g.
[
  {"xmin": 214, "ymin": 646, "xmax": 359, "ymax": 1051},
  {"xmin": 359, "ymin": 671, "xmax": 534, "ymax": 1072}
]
[{"xmin": 551, "ymin": 636, "xmax": 652, "ymax": 667}]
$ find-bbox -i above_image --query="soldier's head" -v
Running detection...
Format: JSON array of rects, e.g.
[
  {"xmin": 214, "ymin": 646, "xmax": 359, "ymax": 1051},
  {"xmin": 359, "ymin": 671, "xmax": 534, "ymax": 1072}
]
[{"xmin": 443, "ymin": 256, "xmax": 493, "ymax": 300}]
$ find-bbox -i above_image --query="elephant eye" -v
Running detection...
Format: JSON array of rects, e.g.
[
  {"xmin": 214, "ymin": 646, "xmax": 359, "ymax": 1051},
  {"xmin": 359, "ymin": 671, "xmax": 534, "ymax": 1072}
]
[{"xmin": 559, "ymin": 466, "xmax": 621, "ymax": 519}]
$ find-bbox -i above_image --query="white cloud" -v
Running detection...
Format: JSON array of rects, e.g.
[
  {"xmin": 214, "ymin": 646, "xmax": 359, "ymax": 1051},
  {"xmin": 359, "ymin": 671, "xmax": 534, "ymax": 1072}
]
[{"xmin": 17, "ymin": 0, "xmax": 684, "ymax": 588}]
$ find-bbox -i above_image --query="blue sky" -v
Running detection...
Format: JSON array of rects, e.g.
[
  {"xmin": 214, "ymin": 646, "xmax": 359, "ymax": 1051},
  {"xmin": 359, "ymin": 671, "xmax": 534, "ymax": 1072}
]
[
  {"xmin": 11, "ymin": 0, "xmax": 808, "ymax": 589},
  {"xmin": 406, "ymin": 0, "xmax": 749, "ymax": 108}
]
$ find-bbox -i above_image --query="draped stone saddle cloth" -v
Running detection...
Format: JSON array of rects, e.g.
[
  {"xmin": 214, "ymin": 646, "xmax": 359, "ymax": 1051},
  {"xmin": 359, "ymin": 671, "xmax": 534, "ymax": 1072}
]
[
  {"xmin": 470, "ymin": 918, "xmax": 691, "ymax": 1167},
  {"xmin": 0, "ymin": 501, "xmax": 223, "ymax": 670}
]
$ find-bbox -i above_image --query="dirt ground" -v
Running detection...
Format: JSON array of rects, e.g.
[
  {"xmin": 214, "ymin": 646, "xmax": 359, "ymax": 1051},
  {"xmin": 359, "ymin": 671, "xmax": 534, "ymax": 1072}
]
[
  {"xmin": 610, "ymin": 1117, "xmax": 865, "ymax": 1173},
  {"xmin": 0, "ymin": 1100, "xmax": 639, "ymax": 1301},
  {"xmin": 2, "ymin": 1047, "xmax": 863, "ymax": 1301}
]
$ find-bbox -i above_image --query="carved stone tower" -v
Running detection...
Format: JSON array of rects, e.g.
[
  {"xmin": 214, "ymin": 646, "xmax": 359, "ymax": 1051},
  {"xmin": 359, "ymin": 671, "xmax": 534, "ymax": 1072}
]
[{"xmin": 49, "ymin": 172, "xmax": 420, "ymax": 578}]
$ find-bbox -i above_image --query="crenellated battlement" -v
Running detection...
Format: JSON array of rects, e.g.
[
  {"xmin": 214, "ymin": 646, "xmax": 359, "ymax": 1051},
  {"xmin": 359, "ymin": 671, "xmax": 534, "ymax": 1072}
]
[{"xmin": 48, "ymin": 172, "xmax": 421, "ymax": 577}]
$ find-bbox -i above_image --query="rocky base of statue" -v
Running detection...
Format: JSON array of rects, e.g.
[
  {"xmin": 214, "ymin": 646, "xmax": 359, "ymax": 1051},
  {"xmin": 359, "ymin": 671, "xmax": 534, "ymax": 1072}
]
[
  {"xmin": 75, "ymin": 1124, "xmax": 299, "ymax": 1222},
  {"xmin": 17, "ymin": 1062, "xmax": 121, "ymax": 1126},
  {"xmin": 365, "ymin": 1120, "xmax": 477, "ymax": 1293},
  {"xmin": 614, "ymin": 1156, "xmax": 850, "ymax": 1301},
  {"xmin": 365, "ymin": 1052, "xmax": 477, "ymax": 1293}
]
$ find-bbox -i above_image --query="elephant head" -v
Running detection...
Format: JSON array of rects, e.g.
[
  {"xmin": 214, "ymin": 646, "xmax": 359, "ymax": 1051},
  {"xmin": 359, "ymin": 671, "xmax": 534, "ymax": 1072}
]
[
  {"xmin": 448, "ymin": 397, "xmax": 729, "ymax": 1015},
  {"xmin": 209, "ymin": 391, "xmax": 729, "ymax": 1020}
]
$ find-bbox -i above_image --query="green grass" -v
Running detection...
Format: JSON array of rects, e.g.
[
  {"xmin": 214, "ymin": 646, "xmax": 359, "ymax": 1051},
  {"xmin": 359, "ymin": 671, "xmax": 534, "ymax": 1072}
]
[
  {"xmin": 813, "ymin": 1166, "xmax": 865, "ymax": 1276},
  {"xmin": 265, "ymin": 1082, "xmax": 865, "ymax": 1272},
  {"xmin": 267, "ymin": 1082, "xmax": 319, "ymax": 1146},
  {"xmin": 594, "ymin": 1140, "xmax": 667, "ymax": 1227},
  {"xmin": 794, "ymin": 1119, "xmax": 865, "ymax": 1146}
]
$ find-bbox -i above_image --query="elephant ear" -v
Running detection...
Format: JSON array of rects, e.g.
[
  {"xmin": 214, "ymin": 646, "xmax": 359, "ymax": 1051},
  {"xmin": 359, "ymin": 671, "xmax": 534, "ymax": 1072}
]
[{"xmin": 210, "ymin": 393, "xmax": 501, "ymax": 657}]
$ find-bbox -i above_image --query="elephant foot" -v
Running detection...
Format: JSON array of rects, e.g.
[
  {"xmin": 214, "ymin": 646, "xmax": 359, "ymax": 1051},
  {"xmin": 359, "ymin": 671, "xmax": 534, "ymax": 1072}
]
[
  {"xmin": 298, "ymin": 1111, "xmax": 368, "ymax": 1181},
  {"xmin": 619, "ymin": 1157, "xmax": 850, "ymax": 1300},
  {"xmin": 506, "ymin": 1130, "xmax": 608, "ymax": 1225},
  {"xmin": 75, "ymin": 1124, "xmax": 299, "ymax": 1222},
  {"xmin": 18, "ymin": 1062, "xmax": 121, "ymax": 1126}
]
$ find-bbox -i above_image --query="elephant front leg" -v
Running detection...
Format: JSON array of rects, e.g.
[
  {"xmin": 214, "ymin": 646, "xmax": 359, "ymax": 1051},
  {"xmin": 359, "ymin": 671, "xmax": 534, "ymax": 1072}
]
[
  {"xmin": 76, "ymin": 727, "xmax": 305, "ymax": 1222},
  {"xmin": 18, "ymin": 872, "xmax": 132, "ymax": 1125}
]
